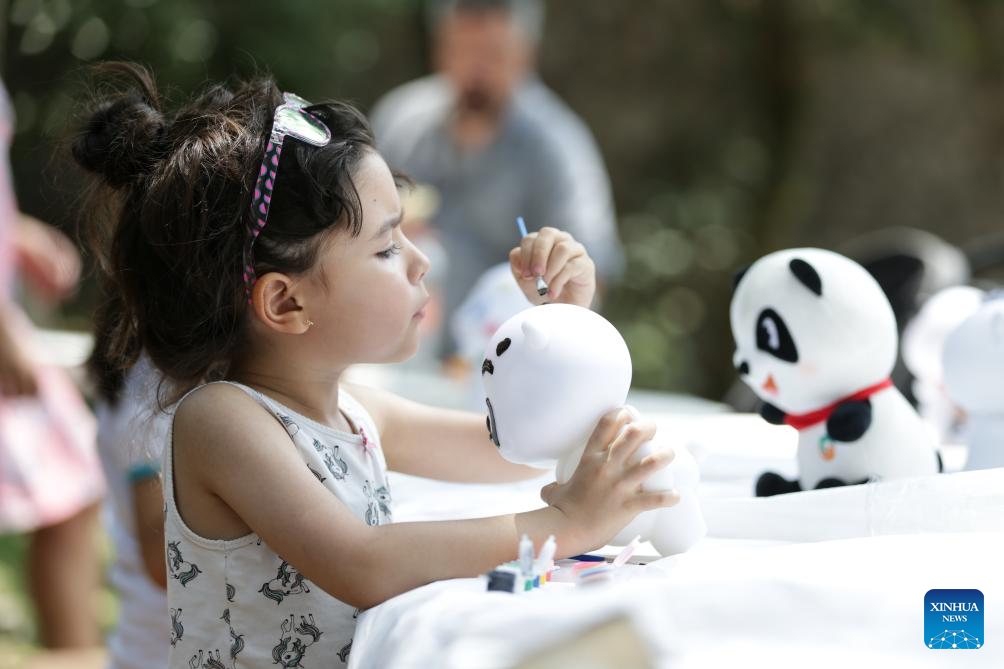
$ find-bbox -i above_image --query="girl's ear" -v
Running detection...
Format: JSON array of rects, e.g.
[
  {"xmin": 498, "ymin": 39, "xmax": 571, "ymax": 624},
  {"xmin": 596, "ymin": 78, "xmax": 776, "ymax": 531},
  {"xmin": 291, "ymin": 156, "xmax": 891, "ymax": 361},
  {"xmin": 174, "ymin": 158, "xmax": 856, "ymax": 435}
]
[{"xmin": 250, "ymin": 272, "xmax": 311, "ymax": 334}]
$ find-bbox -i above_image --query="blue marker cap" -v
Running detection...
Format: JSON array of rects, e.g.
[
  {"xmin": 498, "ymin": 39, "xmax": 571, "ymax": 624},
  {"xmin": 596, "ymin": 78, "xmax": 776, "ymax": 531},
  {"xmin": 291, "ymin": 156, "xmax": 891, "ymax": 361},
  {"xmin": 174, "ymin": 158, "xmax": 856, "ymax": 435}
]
[{"xmin": 516, "ymin": 216, "xmax": 529, "ymax": 238}]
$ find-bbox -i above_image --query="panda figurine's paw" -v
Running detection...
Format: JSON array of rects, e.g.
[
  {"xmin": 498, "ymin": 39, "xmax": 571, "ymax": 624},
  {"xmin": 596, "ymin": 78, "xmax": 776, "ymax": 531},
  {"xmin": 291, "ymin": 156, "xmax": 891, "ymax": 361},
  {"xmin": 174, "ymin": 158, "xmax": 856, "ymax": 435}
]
[
  {"xmin": 814, "ymin": 477, "xmax": 848, "ymax": 489},
  {"xmin": 826, "ymin": 398, "xmax": 872, "ymax": 442},
  {"xmin": 759, "ymin": 402, "xmax": 787, "ymax": 425},
  {"xmin": 755, "ymin": 471, "xmax": 802, "ymax": 497},
  {"xmin": 815, "ymin": 476, "xmax": 871, "ymax": 489}
]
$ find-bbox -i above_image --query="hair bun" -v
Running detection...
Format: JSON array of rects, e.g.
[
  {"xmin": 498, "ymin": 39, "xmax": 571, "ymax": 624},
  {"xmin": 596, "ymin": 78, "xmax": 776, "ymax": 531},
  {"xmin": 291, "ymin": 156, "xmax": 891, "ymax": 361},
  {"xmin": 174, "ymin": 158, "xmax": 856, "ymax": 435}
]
[{"xmin": 73, "ymin": 92, "xmax": 166, "ymax": 188}]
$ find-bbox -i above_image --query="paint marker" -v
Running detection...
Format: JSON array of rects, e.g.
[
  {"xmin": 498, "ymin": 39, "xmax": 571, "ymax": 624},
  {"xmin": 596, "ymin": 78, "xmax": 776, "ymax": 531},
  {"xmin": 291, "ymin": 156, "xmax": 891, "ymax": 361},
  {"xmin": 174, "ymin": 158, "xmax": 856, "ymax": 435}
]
[
  {"xmin": 534, "ymin": 535, "xmax": 556, "ymax": 572},
  {"xmin": 518, "ymin": 533, "xmax": 534, "ymax": 576},
  {"xmin": 612, "ymin": 535, "xmax": 642, "ymax": 567},
  {"xmin": 516, "ymin": 216, "xmax": 549, "ymax": 297}
]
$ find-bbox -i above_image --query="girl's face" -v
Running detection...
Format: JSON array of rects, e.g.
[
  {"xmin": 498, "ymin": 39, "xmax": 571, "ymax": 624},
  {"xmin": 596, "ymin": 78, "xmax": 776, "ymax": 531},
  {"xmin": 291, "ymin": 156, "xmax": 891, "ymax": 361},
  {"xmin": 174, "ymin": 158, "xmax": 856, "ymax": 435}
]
[{"xmin": 306, "ymin": 150, "xmax": 430, "ymax": 364}]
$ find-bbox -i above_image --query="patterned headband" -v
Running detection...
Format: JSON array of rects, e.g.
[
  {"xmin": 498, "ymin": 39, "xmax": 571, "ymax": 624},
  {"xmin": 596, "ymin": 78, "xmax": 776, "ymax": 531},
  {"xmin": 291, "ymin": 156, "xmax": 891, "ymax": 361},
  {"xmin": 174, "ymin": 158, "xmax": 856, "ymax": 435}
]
[{"xmin": 243, "ymin": 92, "xmax": 332, "ymax": 303}]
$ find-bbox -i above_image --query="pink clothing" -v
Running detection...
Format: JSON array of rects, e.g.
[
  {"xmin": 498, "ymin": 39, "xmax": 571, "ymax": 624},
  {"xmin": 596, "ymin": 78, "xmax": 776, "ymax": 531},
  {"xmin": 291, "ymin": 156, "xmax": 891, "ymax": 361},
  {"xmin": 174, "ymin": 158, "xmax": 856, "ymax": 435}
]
[
  {"xmin": 0, "ymin": 80, "xmax": 104, "ymax": 532},
  {"xmin": 0, "ymin": 83, "xmax": 16, "ymax": 297},
  {"xmin": 0, "ymin": 311, "xmax": 103, "ymax": 531}
]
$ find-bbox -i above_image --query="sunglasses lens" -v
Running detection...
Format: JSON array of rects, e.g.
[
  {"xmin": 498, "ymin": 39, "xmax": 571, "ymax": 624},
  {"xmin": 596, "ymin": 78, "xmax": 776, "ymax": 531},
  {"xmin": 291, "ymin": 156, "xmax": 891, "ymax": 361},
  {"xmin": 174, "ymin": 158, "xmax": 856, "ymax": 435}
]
[
  {"xmin": 274, "ymin": 106, "xmax": 330, "ymax": 146},
  {"xmin": 283, "ymin": 92, "xmax": 311, "ymax": 107}
]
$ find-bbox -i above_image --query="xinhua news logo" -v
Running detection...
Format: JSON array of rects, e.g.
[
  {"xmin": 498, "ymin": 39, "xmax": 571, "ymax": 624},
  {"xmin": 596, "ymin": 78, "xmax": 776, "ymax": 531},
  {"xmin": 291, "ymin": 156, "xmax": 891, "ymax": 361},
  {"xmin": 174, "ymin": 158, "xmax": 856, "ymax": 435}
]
[{"xmin": 925, "ymin": 589, "xmax": 983, "ymax": 649}]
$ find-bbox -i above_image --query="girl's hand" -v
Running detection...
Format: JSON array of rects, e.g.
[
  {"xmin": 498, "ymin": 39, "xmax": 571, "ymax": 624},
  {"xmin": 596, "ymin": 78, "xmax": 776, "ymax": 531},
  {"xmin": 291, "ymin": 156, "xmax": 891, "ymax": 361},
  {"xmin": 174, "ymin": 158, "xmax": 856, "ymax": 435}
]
[
  {"xmin": 14, "ymin": 216, "xmax": 82, "ymax": 304},
  {"xmin": 539, "ymin": 407, "xmax": 678, "ymax": 551},
  {"xmin": 509, "ymin": 227, "xmax": 596, "ymax": 308}
]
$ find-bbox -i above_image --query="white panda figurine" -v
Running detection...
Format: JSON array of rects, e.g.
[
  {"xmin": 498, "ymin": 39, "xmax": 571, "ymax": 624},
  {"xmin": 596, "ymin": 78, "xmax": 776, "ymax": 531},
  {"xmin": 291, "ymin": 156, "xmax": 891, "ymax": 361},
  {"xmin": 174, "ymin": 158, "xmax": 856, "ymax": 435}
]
[
  {"xmin": 942, "ymin": 297, "xmax": 1004, "ymax": 471},
  {"xmin": 901, "ymin": 285, "xmax": 984, "ymax": 442},
  {"xmin": 480, "ymin": 303, "xmax": 706, "ymax": 556},
  {"xmin": 730, "ymin": 248, "xmax": 941, "ymax": 496}
]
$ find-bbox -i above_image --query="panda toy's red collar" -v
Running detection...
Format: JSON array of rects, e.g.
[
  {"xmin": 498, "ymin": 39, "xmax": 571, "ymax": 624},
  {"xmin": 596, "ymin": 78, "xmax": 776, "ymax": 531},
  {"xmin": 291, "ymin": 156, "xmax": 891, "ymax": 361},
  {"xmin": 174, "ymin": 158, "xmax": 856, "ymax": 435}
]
[{"xmin": 784, "ymin": 378, "xmax": 894, "ymax": 431}]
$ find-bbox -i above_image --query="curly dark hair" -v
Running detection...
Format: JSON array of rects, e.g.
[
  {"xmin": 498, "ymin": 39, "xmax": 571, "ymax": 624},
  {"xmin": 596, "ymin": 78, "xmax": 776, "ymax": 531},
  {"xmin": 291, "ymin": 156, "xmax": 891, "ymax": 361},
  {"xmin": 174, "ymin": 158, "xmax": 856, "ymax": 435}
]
[{"xmin": 73, "ymin": 62, "xmax": 375, "ymax": 404}]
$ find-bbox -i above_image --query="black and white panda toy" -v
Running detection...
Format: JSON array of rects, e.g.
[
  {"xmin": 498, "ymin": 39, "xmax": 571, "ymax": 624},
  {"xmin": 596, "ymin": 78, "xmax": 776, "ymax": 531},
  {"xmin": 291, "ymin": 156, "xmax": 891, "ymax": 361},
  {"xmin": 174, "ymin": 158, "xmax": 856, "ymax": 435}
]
[{"xmin": 730, "ymin": 248, "xmax": 941, "ymax": 496}]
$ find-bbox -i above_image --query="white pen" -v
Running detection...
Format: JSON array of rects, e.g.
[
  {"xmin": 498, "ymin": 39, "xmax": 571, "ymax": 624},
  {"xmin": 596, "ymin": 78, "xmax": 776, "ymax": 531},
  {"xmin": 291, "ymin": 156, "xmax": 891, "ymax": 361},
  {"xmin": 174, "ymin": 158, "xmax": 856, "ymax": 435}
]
[
  {"xmin": 516, "ymin": 216, "xmax": 549, "ymax": 297},
  {"xmin": 518, "ymin": 533, "xmax": 535, "ymax": 576},
  {"xmin": 534, "ymin": 534, "xmax": 556, "ymax": 572}
]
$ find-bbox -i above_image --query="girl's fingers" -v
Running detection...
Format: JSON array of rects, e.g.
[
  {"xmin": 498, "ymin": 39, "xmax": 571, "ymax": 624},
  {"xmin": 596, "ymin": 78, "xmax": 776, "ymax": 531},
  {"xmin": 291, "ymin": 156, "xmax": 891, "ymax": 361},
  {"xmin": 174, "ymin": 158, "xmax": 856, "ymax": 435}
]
[
  {"xmin": 605, "ymin": 419, "xmax": 657, "ymax": 466},
  {"xmin": 623, "ymin": 448, "xmax": 675, "ymax": 487},
  {"xmin": 517, "ymin": 235, "xmax": 538, "ymax": 278},
  {"xmin": 511, "ymin": 228, "xmax": 585, "ymax": 289},
  {"xmin": 631, "ymin": 488, "xmax": 681, "ymax": 512},
  {"xmin": 528, "ymin": 229, "xmax": 558, "ymax": 278},
  {"xmin": 540, "ymin": 481, "xmax": 558, "ymax": 504},
  {"xmin": 509, "ymin": 246, "xmax": 526, "ymax": 279},
  {"xmin": 546, "ymin": 254, "xmax": 593, "ymax": 300},
  {"xmin": 509, "ymin": 247, "xmax": 541, "ymax": 296},
  {"xmin": 541, "ymin": 239, "xmax": 581, "ymax": 284},
  {"xmin": 584, "ymin": 408, "xmax": 636, "ymax": 457},
  {"xmin": 528, "ymin": 227, "xmax": 571, "ymax": 278},
  {"xmin": 515, "ymin": 228, "xmax": 561, "ymax": 278}
]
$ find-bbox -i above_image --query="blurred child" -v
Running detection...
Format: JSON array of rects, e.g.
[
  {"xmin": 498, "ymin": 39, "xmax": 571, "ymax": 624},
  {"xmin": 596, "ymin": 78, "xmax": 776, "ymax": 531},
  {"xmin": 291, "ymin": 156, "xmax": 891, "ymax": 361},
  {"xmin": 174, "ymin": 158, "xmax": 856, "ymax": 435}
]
[
  {"xmin": 0, "ymin": 79, "xmax": 104, "ymax": 650},
  {"xmin": 73, "ymin": 63, "xmax": 677, "ymax": 667},
  {"xmin": 93, "ymin": 352, "xmax": 170, "ymax": 669}
]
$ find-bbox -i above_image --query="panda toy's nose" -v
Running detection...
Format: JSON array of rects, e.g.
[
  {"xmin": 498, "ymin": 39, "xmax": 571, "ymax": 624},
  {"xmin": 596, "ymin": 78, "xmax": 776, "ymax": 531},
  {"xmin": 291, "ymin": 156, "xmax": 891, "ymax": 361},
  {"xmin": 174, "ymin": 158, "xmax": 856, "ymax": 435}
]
[{"xmin": 736, "ymin": 361, "xmax": 750, "ymax": 376}]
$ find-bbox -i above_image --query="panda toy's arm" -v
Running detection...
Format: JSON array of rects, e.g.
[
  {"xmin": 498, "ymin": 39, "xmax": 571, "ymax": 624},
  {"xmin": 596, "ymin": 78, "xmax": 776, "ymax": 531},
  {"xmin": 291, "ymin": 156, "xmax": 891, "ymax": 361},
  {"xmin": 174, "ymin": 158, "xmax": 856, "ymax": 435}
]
[
  {"xmin": 826, "ymin": 399, "xmax": 872, "ymax": 442},
  {"xmin": 758, "ymin": 402, "xmax": 787, "ymax": 425}
]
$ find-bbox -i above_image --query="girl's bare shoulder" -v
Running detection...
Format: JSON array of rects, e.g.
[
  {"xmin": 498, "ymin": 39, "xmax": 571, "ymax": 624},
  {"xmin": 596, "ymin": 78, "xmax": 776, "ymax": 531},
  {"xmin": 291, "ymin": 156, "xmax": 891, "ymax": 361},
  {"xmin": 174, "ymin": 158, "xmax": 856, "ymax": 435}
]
[{"xmin": 173, "ymin": 382, "xmax": 285, "ymax": 460}]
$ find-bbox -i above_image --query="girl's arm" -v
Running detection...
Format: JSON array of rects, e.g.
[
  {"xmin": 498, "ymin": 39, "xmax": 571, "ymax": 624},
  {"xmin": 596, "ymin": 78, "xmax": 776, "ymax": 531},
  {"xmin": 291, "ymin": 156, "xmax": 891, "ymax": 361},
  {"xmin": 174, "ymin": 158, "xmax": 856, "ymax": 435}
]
[
  {"xmin": 346, "ymin": 381, "xmax": 539, "ymax": 482},
  {"xmin": 172, "ymin": 383, "xmax": 676, "ymax": 610},
  {"xmin": 0, "ymin": 305, "xmax": 36, "ymax": 396}
]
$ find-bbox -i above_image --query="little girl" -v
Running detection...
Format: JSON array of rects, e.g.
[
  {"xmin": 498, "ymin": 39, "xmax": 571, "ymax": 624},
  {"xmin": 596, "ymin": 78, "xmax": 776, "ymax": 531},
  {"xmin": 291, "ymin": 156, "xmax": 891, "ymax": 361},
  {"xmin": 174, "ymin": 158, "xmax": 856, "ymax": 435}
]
[{"xmin": 73, "ymin": 63, "xmax": 678, "ymax": 668}]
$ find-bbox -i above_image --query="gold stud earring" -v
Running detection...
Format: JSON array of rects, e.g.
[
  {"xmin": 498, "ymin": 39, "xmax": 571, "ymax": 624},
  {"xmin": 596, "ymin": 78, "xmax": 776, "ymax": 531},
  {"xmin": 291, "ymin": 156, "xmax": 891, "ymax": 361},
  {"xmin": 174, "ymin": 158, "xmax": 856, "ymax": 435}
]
[{"xmin": 305, "ymin": 319, "xmax": 315, "ymax": 329}]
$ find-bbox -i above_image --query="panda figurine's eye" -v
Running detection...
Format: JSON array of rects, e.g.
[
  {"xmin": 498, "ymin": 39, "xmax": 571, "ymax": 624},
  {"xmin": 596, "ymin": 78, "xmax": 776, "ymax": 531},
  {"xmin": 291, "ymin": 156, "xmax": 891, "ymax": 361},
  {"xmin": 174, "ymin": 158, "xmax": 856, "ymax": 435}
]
[
  {"xmin": 761, "ymin": 317, "xmax": 780, "ymax": 350},
  {"xmin": 755, "ymin": 308, "xmax": 798, "ymax": 362}
]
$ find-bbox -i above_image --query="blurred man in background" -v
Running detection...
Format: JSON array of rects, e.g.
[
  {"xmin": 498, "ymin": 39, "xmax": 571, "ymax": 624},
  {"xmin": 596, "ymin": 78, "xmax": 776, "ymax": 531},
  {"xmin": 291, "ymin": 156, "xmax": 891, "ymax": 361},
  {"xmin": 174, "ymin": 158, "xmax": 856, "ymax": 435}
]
[{"xmin": 371, "ymin": 0, "xmax": 623, "ymax": 364}]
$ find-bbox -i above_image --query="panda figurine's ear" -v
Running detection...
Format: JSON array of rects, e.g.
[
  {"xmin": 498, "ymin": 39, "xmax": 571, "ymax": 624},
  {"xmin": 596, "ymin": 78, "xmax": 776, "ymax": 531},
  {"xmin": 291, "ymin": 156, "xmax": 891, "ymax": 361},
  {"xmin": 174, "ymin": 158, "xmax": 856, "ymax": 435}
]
[
  {"xmin": 731, "ymin": 265, "xmax": 750, "ymax": 293},
  {"xmin": 789, "ymin": 258, "xmax": 822, "ymax": 297},
  {"xmin": 521, "ymin": 319, "xmax": 550, "ymax": 351}
]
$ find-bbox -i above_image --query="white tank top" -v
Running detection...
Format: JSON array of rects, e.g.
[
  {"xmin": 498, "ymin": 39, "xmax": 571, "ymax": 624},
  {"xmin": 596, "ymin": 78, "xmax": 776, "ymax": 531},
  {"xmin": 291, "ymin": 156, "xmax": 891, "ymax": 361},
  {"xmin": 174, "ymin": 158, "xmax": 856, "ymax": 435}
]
[{"xmin": 163, "ymin": 382, "xmax": 392, "ymax": 668}]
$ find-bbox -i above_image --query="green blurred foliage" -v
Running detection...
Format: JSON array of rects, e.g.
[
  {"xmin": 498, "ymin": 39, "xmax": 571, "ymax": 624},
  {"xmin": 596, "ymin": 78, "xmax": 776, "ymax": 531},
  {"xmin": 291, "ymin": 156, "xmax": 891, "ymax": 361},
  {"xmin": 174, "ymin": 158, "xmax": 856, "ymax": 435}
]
[{"xmin": 4, "ymin": 0, "xmax": 1004, "ymax": 400}]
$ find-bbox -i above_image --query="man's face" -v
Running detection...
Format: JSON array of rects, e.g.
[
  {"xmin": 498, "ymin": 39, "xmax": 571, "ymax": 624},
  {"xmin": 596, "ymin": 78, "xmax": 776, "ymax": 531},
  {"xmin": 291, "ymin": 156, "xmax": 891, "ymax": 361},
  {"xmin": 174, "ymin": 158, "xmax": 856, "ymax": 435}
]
[{"xmin": 434, "ymin": 10, "xmax": 532, "ymax": 115}]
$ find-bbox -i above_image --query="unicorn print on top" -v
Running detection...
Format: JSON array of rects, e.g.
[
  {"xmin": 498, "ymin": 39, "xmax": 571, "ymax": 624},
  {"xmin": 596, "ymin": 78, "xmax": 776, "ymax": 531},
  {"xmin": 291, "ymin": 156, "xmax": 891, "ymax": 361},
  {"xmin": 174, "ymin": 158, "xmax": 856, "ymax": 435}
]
[
  {"xmin": 220, "ymin": 609, "xmax": 244, "ymax": 663},
  {"xmin": 259, "ymin": 560, "xmax": 310, "ymax": 605},
  {"xmin": 480, "ymin": 303, "xmax": 706, "ymax": 556},
  {"xmin": 187, "ymin": 649, "xmax": 226, "ymax": 669},
  {"xmin": 170, "ymin": 608, "xmax": 184, "ymax": 646},
  {"xmin": 731, "ymin": 248, "xmax": 941, "ymax": 496},
  {"xmin": 271, "ymin": 614, "xmax": 322, "ymax": 669},
  {"xmin": 313, "ymin": 438, "xmax": 348, "ymax": 481},
  {"xmin": 363, "ymin": 480, "xmax": 392, "ymax": 527},
  {"xmin": 167, "ymin": 541, "xmax": 202, "ymax": 586}
]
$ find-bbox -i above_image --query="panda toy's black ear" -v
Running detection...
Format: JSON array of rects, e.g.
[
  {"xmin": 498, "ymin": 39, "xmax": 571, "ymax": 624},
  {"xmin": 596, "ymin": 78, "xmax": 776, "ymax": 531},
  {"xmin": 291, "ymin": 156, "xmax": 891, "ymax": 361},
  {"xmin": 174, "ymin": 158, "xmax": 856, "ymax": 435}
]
[
  {"xmin": 789, "ymin": 258, "xmax": 822, "ymax": 296},
  {"xmin": 731, "ymin": 265, "xmax": 750, "ymax": 293}
]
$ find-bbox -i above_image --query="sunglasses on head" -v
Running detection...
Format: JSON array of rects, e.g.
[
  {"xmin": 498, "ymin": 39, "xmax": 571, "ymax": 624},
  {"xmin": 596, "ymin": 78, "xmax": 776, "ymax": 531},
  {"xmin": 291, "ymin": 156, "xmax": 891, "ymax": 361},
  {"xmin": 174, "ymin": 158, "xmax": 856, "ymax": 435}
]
[{"xmin": 243, "ymin": 92, "xmax": 332, "ymax": 303}]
